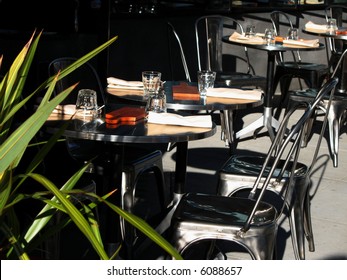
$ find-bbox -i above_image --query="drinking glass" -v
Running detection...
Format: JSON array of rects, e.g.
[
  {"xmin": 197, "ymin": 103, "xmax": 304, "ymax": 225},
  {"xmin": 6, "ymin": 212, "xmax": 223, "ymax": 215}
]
[
  {"xmin": 245, "ymin": 25, "xmax": 256, "ymax": 37},
  {"xmin": 145, "ymin": 90, "xmax": 167, "ymax": 114},
  {"xmin": 197, "ymin": 70, "xmax": 216, "ymax": 96},
  {"xmin": 142, "ymin": 71, "xmax": 162, "ymax": 98},
  {"xmin": 326, "ymin": 18, "xmax": 338, "ymax": 35},
  {"xmin": 75, "ymin": 89, "xmax": 98, "ymax": 119},
  {"xmin": 264, "ymin": 28, "xmax": 276, "ymax": 45},
  {"xmin": 287, "ymin": 27, "xmax": 299, "ymax": 40}
]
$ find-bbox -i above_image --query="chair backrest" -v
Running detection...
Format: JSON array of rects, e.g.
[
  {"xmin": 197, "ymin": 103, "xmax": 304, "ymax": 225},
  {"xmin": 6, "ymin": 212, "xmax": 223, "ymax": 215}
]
[
  {"xmin": 195, "ymin": 15, "xmax": 254, "ymax": 75},
  {"xmin": 48, "ymin": 57, "xmax": 106, "ymax": 106},
  {"xmin": 270, "ymin": 11, "xmax": 300, "ymax": 63},
  {"xmin": 167, "ymin": 22, "xmax": 191, "ymax": 82},
  {"xmin": 240, "ymin": 76, "xmax": 339, "ymax": 234}
]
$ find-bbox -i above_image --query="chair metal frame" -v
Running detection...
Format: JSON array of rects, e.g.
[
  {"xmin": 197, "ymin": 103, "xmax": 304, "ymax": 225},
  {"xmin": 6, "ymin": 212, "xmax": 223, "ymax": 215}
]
[
  {"xmin": 288, "ymin": 45, "xmax": 347, "ymax": 168},
  {"xmin": 167, "ymin": 22, "xmax": 191, "ymax": 83},
  {"xmin": 168, "ymin": 77, "xmax": 338, "ymax": 260},
  {"xmin": 217, "ymin": 77, "xmax": 338, "ymax": 260},
  {"xmin": 48, "ymin": 56, "xmax": 106, "ymax": 106}
]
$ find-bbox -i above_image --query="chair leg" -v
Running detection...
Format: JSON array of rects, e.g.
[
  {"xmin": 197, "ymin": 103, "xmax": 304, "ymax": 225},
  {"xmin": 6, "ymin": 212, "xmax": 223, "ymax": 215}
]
[
  {"xmin": 288, "ymin": 196, "xmax": 306, "ymax": 260},
  {"xmin": 287, "ymin": 177, "xmax": 311, "ymax": 260},
  {"xmin": 120, "ymin": 150, "xmax": 167, "ymax": 258},
  {"xmin": 302, "ymin": 114, "xmax": 316, "ymax": 148},
  {"xmin": 303, "ymin": 184, "xmax": 315, "ymax": 252},
  {"xmin": 326, "ymin": 98, "xmax": 347, "ymax": 168}
]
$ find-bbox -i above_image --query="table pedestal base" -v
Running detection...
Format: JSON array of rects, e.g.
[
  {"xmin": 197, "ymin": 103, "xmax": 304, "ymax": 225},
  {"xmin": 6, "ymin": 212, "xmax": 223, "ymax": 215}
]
[{"xmin": 236, "ymin": 107, "xmax": 281, "ymax": 140}]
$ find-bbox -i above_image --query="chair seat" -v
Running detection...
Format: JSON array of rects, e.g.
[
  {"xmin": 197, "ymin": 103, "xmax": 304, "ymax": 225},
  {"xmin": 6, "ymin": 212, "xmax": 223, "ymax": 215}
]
[
  {"xmin": 275, "ymin": 62, "xmax": 329, "ymax": 84},
  {"xmin": 173, "ymin": 193, "xmax": 277, "ymax": 226},
  {"xmin": 170, "ymin": 192, "xmax": 278, "ymax": 259},
  {"xmin": 218, "ymin": 154, "xmax": 313, "ymax": 260},
  {"xmin": 273, "ymin": 62, "xmax": 329, "ymax": 119},
  {"xmin": 220, "ymin": 155, "xmax": 308, "ymax": 179},
  {"xmin": 216, "ymin": 72, "xmax": 267, "ymax": 89}
]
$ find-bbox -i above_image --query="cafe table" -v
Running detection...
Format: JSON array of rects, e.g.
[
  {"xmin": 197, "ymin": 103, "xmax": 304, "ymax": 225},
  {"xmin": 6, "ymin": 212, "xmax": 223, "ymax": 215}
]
[
  {"xmin": 107, "ymin": 81, "xmax": 263, "ymax": 150},
  {"xmin": 303, "ymin": 28, "xmax": 347, "ymax": 93},
  {"xmin": 45, "ymin": 110, "xmax": 216, "ymax": 247},
  {"xmin": 222, "ymin": 35, "xmax": 325, "ymax": 140}
]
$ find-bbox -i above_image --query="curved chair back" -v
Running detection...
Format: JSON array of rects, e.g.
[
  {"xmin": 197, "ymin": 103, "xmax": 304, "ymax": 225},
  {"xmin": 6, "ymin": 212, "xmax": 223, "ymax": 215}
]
[
  {"xmin": 195, "ymin": 15, "xmax": 254, "ymax": 75},
  {"xmin": 48, "ymin": 57, "xmax": 106, "ymax": 106},
  {"xmin": 241, "ymin": 76, "xmax": 339, "ymax": 233},
  {"xmin": 167, "ymin": 22, "xmax": 191, "ymax": 82}
]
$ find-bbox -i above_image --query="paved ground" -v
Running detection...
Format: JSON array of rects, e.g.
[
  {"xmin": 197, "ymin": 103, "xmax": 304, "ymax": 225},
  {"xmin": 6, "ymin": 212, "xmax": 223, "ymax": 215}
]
[{"xmin": 160, "ymin": 107, "xmax": 347, "ymax": 260}]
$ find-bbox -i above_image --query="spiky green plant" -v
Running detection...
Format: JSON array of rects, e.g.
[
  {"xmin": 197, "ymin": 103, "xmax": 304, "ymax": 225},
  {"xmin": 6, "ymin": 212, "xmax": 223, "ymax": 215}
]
[{"xmin": 0, "ymin": 31, "xmax": 182, "ymax": 260}]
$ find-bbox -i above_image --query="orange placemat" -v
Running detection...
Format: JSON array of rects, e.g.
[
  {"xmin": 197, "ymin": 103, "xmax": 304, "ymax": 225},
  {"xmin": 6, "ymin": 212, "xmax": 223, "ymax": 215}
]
[
  {"xmin": 172, "ymin": 82, "xmax": 200, "ymax": 100},
  {"xmin": 105, "ymin": 107, "xmax": 146, "ymax": 124}
]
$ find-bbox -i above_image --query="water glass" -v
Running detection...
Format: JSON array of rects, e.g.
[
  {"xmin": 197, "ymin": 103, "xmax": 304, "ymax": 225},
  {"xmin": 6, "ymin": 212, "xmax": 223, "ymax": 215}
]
[
  {"xmin": 326, "ymin": 18, "xmax": 338, "ymax": 35},
  {"xmin": 197, "ymin": 70, "xmax": 216, "ymax": 96},
  {"xmin": 75, "ymin": 89, "xmax": 98, "ymax": 118},
  {"xmin": 245, "ymin": 25, "xmax": 256, "ymax": 37},
  {"xmin": 145, "ymin": 91, "xmax": 167, "ymax": 114},
  {"xmin": 264, "ymin": 28, "xmax": 276, "ymax": 45},
  {"xmin": 287, "ymin": 27, "xmax": 299, "ymax": 40},
  {"xmin": 142, "ymin": 71, "xmax": 162, "ymax": 98}
]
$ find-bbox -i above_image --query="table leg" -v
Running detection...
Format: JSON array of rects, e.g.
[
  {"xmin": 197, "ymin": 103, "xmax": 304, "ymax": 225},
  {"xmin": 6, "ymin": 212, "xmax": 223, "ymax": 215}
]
[
  {"xmin": 235, "ymin": 51, "xmax": 280, "ymax": 141},
  {"xmin": 221, "ymin": 109, "xmax": 234, "ymax": 152}
]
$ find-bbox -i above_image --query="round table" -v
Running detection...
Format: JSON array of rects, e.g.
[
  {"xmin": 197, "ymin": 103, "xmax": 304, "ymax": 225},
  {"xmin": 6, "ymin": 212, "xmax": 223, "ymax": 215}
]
[
  {"xmin": 222, "ymin": 35, "xmax": 325, "ymax": 140},
  {"xmin": 45, "ymin": 113, "xmax": 217, "ymax": 246},
  {"xmin": 107, "ymin": 81, "xmax": 263, "ymax": 150},
  {"xmin": 46, "ymin": 114, "xmax": 217, "ymax": 196}
]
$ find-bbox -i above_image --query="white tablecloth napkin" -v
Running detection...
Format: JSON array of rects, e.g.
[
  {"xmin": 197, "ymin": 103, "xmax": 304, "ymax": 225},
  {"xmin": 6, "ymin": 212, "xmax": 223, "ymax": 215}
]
[
  {"xmin": 283, "ymin": 38, "xmax": 320, "ymax": 47},
  {"xmin": 205, "ymin": 88, "xmax": 263, "ymax": 100},
  {"xmin": 52, "ymin": 104, "xmax": 76, "ymax": 115},
  {"xmin": 305, "ymin": 21, "xmax": 328, "ymax": 33},
  {"xmin": 107, "ymin": 77, "xmax": 143, "ymax": 89},
  {"xmin": 228, "ymin": 32, "xmax": 265, "ymax": 45},
  {"xmin": 147, "ymin": 112, "xmax": 212, "ymax": 128}
]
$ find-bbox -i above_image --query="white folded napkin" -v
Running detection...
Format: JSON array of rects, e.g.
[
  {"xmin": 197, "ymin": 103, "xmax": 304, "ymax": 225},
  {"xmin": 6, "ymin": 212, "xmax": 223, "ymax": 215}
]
[
  {"xmin": 283, "ymin": 38, "xmax": 320, "ymax": 47},
  {"xmin": 205, "ymin": 88, "xmax": 263, "ymax": 100},
  {"xmin": 107, "ymin": 77, "xmax": 143, "ymax": 89},
  {"xmin": 229, "ymin": 32, "xmax": 265, "ymax": 45},
  {"xmin": 147, "ymin": 112, "xmax": 212, "ymax": 128},
  {"xmin": 305, "ymin": 21, "xmax": 328, "ymax": 33},
  {"xmin": 52, "ymin": 104, "xmax": 76, "ymax": 115}
]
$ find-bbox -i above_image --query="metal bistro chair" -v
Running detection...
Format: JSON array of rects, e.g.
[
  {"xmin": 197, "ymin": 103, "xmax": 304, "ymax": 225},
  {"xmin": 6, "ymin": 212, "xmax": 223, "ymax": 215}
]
[
  {"xmin": 270, "ymin": 11, "xmax": 330, "ymax": 120},
  {"xmin": 217, "ymin": 77, "xmax": 338, "ymax": 260},
  {"xmin": 195, "ymin": 15, "xmax": 267, "ymax": 151},
  {"xmin": 167, "ymin": 22, "xmax": 191, "ymax": 83},
  {"xmin": 287, "ymin": 43, "xmax": 347, "ymax": 168},
  {"xmin": 167, "ymin": 77, "xmax": 337, "ymax": 260},
  {"xmin": 48, "ymin": 57, "xmax": 168, "ymax": 258}
]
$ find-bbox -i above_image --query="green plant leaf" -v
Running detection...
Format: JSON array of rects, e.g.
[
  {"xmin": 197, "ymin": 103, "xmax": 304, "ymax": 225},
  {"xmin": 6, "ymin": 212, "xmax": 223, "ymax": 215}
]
[
  {"xmin": 27, "ymin": 173, "xmax": 109, "ymax": 259},
  {"xmin": 102, "ymin": 199, "xmax": 183, "ymax": 260}
]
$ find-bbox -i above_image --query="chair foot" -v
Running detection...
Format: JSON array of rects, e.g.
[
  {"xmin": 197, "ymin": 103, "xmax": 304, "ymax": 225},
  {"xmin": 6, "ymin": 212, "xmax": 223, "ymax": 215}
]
[{"xmin": 333, "ymin": 154, "xmax": 338, "ymax": 168}]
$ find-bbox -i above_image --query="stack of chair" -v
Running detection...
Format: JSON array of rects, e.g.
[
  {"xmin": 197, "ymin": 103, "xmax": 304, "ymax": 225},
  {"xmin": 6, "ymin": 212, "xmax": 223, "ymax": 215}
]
[{"xmin": 166, "ymin": 77, "xmax": 338, "ymax": 259}]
